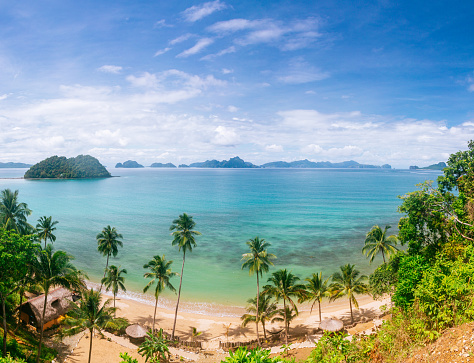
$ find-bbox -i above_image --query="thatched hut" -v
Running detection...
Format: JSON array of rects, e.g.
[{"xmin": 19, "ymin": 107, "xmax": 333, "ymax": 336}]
[
  {"xmin": 19, "ymin": 287, "xmax": 79, "ymax": 331},
  {"xmin": 320, "ymin": 318, "xmax": 344, "ymax": 332},
  {"xmin": 126, "ymin": 324, "xmax": 148, "ymax": 344}
]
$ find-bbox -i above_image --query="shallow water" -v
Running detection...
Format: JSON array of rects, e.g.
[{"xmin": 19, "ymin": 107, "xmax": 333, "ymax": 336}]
[{"xmin": 0, "ymin": 167, "xmax": 440, "ymax": 309}]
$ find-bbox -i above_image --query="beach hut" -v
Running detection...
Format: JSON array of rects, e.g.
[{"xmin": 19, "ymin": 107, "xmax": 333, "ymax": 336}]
[
  {"xmin": 126, "ymin": 324, "xmax": 148, "ymax": 344},
  {"xmin": 320, "ymin": 318, "xmax": 344, "ymax": 332},
  {"xmin": 18, "ymin": 287, "xmax": 79, "ymax": 331}
]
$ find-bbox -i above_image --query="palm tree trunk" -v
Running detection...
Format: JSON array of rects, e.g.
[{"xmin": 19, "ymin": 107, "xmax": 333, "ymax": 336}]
[
  {"xmin": 35, "ymin": 291, "xmax": 48, "ymax": 363},
  {"xmin": 283, "ymin": 299, "xmax": 288, "ymax": 345},
  {"xmin": 172, "ymin": 251, "xmax": 185, "ymax": 341},
  {"xmin": 100, "ymin": 254, "xmax": 110, "ymax": 291},
  {"xmin": 349, "ymin": 296, "xmax": 353, "ymax": 324},
  {"xmin": 256, "ymin": 273, "xmax": 260, "ymax": 346},
  {"xmin": 318, "ymin": 299, "xmax": 322, "ymax": 322},
  {"xmin": 153, "ymin": 296, "xmax": 158, "ymax": 333},
  {"xmin": 2, "ymin": 295, "xmax": 7, "ymax": 357},
  {"xmin": 381, "ymin": 249, "xmax": 386, "ymax": 263},
  {"xmin": 88, "ymin": 328, "xmax": 93, "ymax": 363},
  {"xmin": 17, "ymin": 287, "xmax": 24, "ymax": 326},
  {"xmin": 113, "ymin": 293, "xmax": 116, "ymax": 318},
  {"xmin": 262, "ymin": 320, "xmax": 267, "ymax": 340}
]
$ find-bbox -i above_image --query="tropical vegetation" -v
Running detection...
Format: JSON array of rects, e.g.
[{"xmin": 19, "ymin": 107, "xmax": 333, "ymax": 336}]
[
  {"xmin": 101, "ymin": 265, "xmax": 127, "ymax": 317},
  {"xmin": 97, "ymin": 225, "xmax": 124, "ymax": 288}
]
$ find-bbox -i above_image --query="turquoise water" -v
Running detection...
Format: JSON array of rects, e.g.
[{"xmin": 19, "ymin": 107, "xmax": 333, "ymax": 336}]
[{"xmin": 0, "ymin": 168, "xmax": 441, "ymax": 309}]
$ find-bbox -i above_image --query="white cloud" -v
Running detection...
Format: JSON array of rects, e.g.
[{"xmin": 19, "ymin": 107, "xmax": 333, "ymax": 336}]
[
  {"xmin": 212, "ymin": 125, "xmax": 240, "ymax": 146},
  {"xmin": 97, "ymin": 65, "xmax": 123, "ymax": 74},
  {"xmin": 0, "ymin": 94, "xmax": 9, "ymax": 101},
  {"xmin": 222, "ymin": 68, "xmax": 233, "ymax": 74},
  {"xmin": 177, "ymin": 38, "xmax": 214, "ymax": 57},
  {"xmin": 154, "ymin": 19, "xmax": 173, "ymax": 28},
  {"xmin": 169, "ymin": 33, "xmax": 194, "ymax": 45},
  {"xmin": 201, "ymin": 46, "xmax": 236, "ymax": 60},
  {"xmin": 126, "ymin": 72, "xmax": 158, "ymax": 88},
  {"xmin": 227, "ymin": 105, "xmax": 238, "ymax": 112},
  {"xmin": 266, "ymin": 144, "xmax": 283, "ymax": 152},
  {"xmin": 154, "ymin": 47, "xmax": 171, "ymax": 56},
  {"xmin": 277, "ymin": 58, "xmax": 329, "ymax": 84},
  {"xmin": 181, "ymin": 0, "xmax": 227, "ymax": 22},
  {"xmin": 207, "ymin": 18, "xmax": 257, "ymax": 33},
  {"xmin": 469, "ymin": 83, "xmax": 474, "ymax": 92}
]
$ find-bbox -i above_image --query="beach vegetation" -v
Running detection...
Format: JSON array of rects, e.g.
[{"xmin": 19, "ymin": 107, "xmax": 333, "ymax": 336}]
[
  {"xmin": 143, "ymin": 255, "xmax": 178, "ymax": 333},
  {"xmin": 101, "ymin": 265, "xmax": 127, "ymax": 317},
  {"xmin": 221, "ymin": 346, "xmax": 281, "ymax": 363},
  {"xmin": 264, "ymin": 269, "xmax": 305, "ymax": 345},
  {"xmin": 362, "ymin": 225, "xmax": 398, "ymax": 263},
  {"xmin": 0, "ymin": 189, "xmax": 32, "ymax": 235},
  {"xmin": 33, "ymin": 244, "xmax": 86, "ymax": 363},
  {"xmin": 35, "ymin": 216, "xmax": 58, "ymax": 249},
  {"xmin": 105, "ymin": 317, "xmax": 130, "ymax": 336},
  {"xmin": 62, "ymin": 289, "xmax": 115, "ymax": 363},
  {"xmin": 241, "ymin": 292, "xmax": 278, "ymax": 340},
  {"xmin": 169, "ymin": 213, "xmax": 201, "ymax": 340},
  {"xmin": 97, "ymin": 226, "xmax": 124, "ymax": 289},
  {"xmin": 329, "ymin": 264, "xmax": 368, "ymax": 325},
  {"xmin": 119, "ymin": 352, "xmax": 138, "ymax": 363},
  {"xmin": 138, "ymin": 329, "xmax": 171, "ymax": 363},
  {"xmin": 241, "ymin": 237, "xmax": 276, "ymax": 346},
  {"xmin": 299, "ymin": 272, "xmax": 330, "ymax": 322}
]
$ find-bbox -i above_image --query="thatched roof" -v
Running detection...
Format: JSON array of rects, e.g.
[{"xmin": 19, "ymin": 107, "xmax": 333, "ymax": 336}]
[
  {"xmin": 22, "ymin": 287, "xmax": 76, "ymax": 324},
  {"xmin": 320, "ymin": 318, "xmax": 344, "ymax": 332},
  {"xmin": 126, "ymin": 324, "xmax": 148, "ymax": 338}
]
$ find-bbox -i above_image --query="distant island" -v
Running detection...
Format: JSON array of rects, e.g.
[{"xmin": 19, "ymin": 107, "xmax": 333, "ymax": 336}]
[
  {"xmin": 115, "ymin": 160, "xmax": 144, "ymax": 168},
  {"xmin": 24, "ymin": 155, "xmax": 111, "ymax": 179},
  {"xmin": 0, "ymin": 162, "xmax": 32, "ymax": 168},
  {"xmin": 150, "ymin": 162, "xmax": 176, "ymax": 168},
  {"xmin": 180, "ymin": 156, "xmax": 259, "ymax": 168},
  {"xmin": 261, "ymin": 159, "xmax": 391, "ymax": 169},
  {"xmin": 409, "ymin": 162, "xmax": 447, "ymax": 170}
]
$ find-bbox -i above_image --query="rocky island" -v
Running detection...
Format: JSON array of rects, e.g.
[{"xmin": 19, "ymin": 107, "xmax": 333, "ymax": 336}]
[{"xmin": 115, "ymin": 160, "xmax": 144, "ymax": 168}]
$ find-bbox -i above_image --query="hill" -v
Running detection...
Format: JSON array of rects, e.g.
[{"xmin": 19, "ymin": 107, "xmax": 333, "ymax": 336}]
[
  {"xmin": 150, "ymin": 162, "xmax": 176, "ymax": 168},
  {"xmin": 261, "ymin": 159, "xmax": 391, "ymax": 169},
  {"xmin": 115, "ymin": 160, "xmax": 144, "ymax": 168},
  {"xmin": 24, "ymin": 155, "xmax": 111, "ymax": 179},
  {"xmin": 0, "ymin": 162, "xmax": 32, "ymax": 168},
  {"xmin": 409, "ymin": 162, "xmax": 447, "ymax": 170},
  {"xmin": 182, "ymin": 156, "xmax": 259, "ymax": 168}
]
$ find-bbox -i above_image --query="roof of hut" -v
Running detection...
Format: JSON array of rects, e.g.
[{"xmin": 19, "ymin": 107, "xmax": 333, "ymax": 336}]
[
  {"xmin": 126, "ymin": 324, "xmax": 148, "ymax": 338},
  {"xmin": 320, "ymin": 318, "xmax": 344, "ymax": 332},
  {"xmin": 22, "ymin": 287, "xmax": 75, "ymax": 323}
]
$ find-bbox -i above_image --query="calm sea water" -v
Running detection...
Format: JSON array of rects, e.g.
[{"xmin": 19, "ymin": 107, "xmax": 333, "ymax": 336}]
[{"xmin": 0, "ymin": 168, "xmax": 440, "ymax": 310}]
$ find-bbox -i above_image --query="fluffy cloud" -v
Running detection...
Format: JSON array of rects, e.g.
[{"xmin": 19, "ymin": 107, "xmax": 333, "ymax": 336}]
[
  {"xmin": 97, "ymin": 65, "xmax": 123, "ymax": 74},
  {"xmin": 212, "ymin": 125, "xmax": 240, "ymax": 146},
  {"xmin": 266, "ymin": 144, "xmax": 284, "ymax": 152},
  {"xmin": 181, "ymin": 1, "xmax": 227, "ymax": 22}
]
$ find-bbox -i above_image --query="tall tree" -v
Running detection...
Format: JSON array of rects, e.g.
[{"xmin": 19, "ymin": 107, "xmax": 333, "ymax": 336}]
[
  {"xmin": 169, "ymin": 213, "xmax": 201, "ymax": 340},
  {"xmin": 264, "ymin": 269, "xmax": 305, "ymax": 344},
  {"xmin": 143, "ymin": 255, "xmax": 178, "ymax": 333},
  {"xmin": 241, "ymin": 237, "xmax": 276, "ymax": 345},
  {"xmin": 0, "ymin": 189, "xmax": 32, "ymax": 235},
  {"xmin": 33, "ymin": 244, "xmax": 86, "ymax": 363},
  {"xmin": 0, "ymin": 229, "xmax": 37, "ymax": 357},
  {"xmin": 362, "ymin": 225, "xmax": 398, "ymax": 263},
  {"xmin": 63, "ymin": 289, "xmax": 114, "ymax": 363},
  {"xmin": 329, "ymin": 264, "xmax": 368, "ymax": 324},
  {"xmin": 300, "ymin": 272, "xmax": 330, "ymax": 322},
  {"xmin": 101, "ymin": 265, "xmax": 127, "ymax": 318},
  {"xmin": 241, "ymin": 292, "xmax": 278, "ymax": 340},
  {"xmin": 36, "ymin": 216, "xmax": 59, "ymax": 249},
  {"xmin": 97, "ymin": 225, "xmax": 123, "ymax": 289}
]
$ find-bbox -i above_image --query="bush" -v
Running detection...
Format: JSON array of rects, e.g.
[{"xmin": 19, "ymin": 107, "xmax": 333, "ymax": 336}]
[
  {"xmin": 0, "ymin": 354, "xmax": 27, "ymax": 363},
  {"xmin": 119, "ymin": 352, "xmax": 138, "ymax": 363},
  {"xmin": 105, "ymin": 317, "xmax": 129, "ymax": 335},
  {"xmin": 221, "ymin": 347, "xmax": 282, "ymax": 363},
  {"xmin": 392, "ymin": 254, "xmax": 428, "ymax": 309}
]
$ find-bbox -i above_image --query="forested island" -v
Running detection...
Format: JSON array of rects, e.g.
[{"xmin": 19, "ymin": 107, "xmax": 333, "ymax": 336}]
[
  {"xmin": 261, "ymin": 159, "xmax": 392, "ymax": 169},
  {"xmin": 409, "ymin": 162, "xmax": 447, "ymax": 170},
  {"xmin": 0, "ymin": 162, "xmax": 32, "ymax": 168},
  {"xmin": 115, "ymin": 160, "xmax": 144, "ymax": 168},
  {"xmin": 150, "ymin": 162, "xmax": 176, "ymax": 168},
  {"xmin": 24, "ymin": 155, "xmax": 111, "ymax": 179}
]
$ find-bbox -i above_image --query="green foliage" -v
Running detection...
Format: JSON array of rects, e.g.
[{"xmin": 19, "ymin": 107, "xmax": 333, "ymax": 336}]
[
  {"xmin": 392, "ymin": 254, "xmax": 428, "ymax": 309},
  {"xmin": 307, "ymin": 332, "xmax": 361, "ymax": 363},
  {"xmin": 138, "ymin": 329, "xmax": 170, "ymax": 363},
  {"xmin": 0, "ymin": 189, "xmax": 33, "ymax": 235},
  {"xmin": 368, "ymin": 257, "xmax": 399, "ymax": 300},
  {"xmin": 0, "ymin": 354, "xmax": 27, "ymax": 363},
  {"xmin": 104, "ymin": 317, "xmax": 130, "ymax": 336},
  {"xmin": 362, "ymin": 225, "xmax": 398, "ymax": 263},
  {"xmin": 119, "ymin": 352, "xmax": 138, "ymax": 363},
  {"xmin": 24, "ymin": 155, "xmax": 111, "ymax": 179},
  {"xmin": 221, "ymin": 347, "xmax": 280, "ymax": 363}
]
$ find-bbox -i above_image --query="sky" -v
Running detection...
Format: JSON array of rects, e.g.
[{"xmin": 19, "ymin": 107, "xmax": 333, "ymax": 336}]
[{"xmin": 0, "ymin": 0, "xmax": 473, "ymax": 168}]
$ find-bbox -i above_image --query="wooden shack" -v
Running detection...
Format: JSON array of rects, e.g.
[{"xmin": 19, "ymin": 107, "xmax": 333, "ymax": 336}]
[{"xmin": 19, "ymin": 287, "xmax": 79, "ymax": 331}]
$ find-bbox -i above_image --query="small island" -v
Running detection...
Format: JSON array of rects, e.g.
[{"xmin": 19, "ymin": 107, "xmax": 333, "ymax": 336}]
[
  {"xmin": 261, "ymin": 159, "xmax": 391, "ymax": 169},
  {"xmin": 0, "ymin": 162, "xmax": 32, "ymax": 168},
  {"xmin": 115, "ymin": 160, "xmax": 144, "ymax": 168},
  {"xmin": 409, "ymin": 162, "xmax": 447, "ymax": 170},
  {"xmin": 181, "ymin": 156, "xmax": 259, "ymax": 168},
  {"xmin": 150, "ymin": 162, "xmax": 176, "ymax": 168},
  {"xmin": 24, "ymin": 155, "xmax": 111, "ymax": 179}
]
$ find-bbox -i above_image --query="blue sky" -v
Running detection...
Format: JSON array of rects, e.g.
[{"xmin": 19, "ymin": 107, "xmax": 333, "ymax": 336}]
[{"xmin": 0, "ymin": 0, "xmax": 473, "ymax": 168}]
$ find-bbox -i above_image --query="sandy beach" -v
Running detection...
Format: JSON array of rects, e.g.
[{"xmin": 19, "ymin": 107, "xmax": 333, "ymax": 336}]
[{"xmin": 63, "ymin": 292, "xmax": 389, "ymax": 363}]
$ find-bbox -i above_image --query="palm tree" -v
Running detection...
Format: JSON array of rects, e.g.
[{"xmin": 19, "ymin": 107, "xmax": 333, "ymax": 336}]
[
  {"xmin": 63, "ymin": 289, "xmax": 115, "ymax": 363},
  {"xmin": 169, "ymin": 213, "xmax": 201, "ymax": 340},
  {"xmin": 300, "ymin": 272, "xmax": 330, "ymax": 322},
  {"xmin": 0, "ymin": 189, "xmax": 32, "ymax": 235},
  {"xmin": 36, "ymin": 216, "xmax": 59, "ymax": 249},
  {"xmin": 362, "ymin": 225, "xmax": 398, "ymax": 263},
  {"xmin": 33, "ymin": 244, "xmax": 86, "ymax": 363},
  {"xmin": 143, "ymin": 255, "xmax": 178, "ymax": 333},
  {"xmin": 271, "ymin": 306, "xmax": 297, "ymax": 333},
  {"xmin": 241, "ymin": 292, "xmax": 278, "ymax": 340},
  {"xmin": 97, "ymin": 225, "xmax": 123, "ymax": 289},
  {"xmin": 138, "ymin": 329, "xmax": 171, "ymax": 363},
  {"xmin": 241, "ymin": 237, "xmax": 276, "ymax": 346},
  {"xmin": 264, "ymin": 269, "xmax": 305, "ymax": 344},
  {"xmin": 101, "ymin": 265, "xmax": 127, "ymax": 317},
  {"xmin": 329, "ymin": 264, "xmax": 368, "ymax": 324}
]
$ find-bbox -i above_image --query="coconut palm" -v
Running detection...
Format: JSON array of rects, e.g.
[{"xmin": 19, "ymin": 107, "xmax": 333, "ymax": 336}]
[
  {"xmin": 362, "ymin": 225, "xmax": 398, "ymax": 263},
  {"xmin": 329, "ymin": 264, "xmax": 368, "ymax": 324},
  {"xmin": 138, "ymin": 329, "xmax": 171, "ymax": 363},
  {"xmin": 97, "ymin": 225, "xmax": 123, "ymax": 289},
  {"xmin": 36, "ymin": 216, "xmax": 59, "ymax": 249},
  {"xmin": 241, "ymin": 292, "xmax": 278, "ymax": 340},
  {"xmin": 169, "ymin": 213, "xmax": 201, "ymax": 340},
  {"xmin": 300, "ymin": 272, "xmax": 330, "ymax": 322},
  {"xmin": 101, "ymin": 265, "xmax": 127, "ymax": 317},
  {"xmin": 264, "ymin": 269, "xmax": 305, "ymax": 344},
  {"xmin": 33, "ymin": 244, "xmax": 86, "ymax": 363},
  {"xmin": 271, "ymin": 306, "xmax": 297, "ymax": 333},
  {"xmin": 143, "ymin": 255, "xmax": 178, "ymax": 333},
  {"xmin": 0, "ymin": 189, "xmax": 32, "ymax": 235},
  {"xmin": 63, "ymin": 289, "xmax": 115, "ymax": 363},
  {"xmin": 241, "ymin": 237, "xmax": 276, "ymax": 345}
]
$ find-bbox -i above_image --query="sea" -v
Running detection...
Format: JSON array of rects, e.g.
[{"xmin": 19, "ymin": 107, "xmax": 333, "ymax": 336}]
[{"xmin": 0, "ymin": 167, "xmax": 441, "ymax": 315}]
